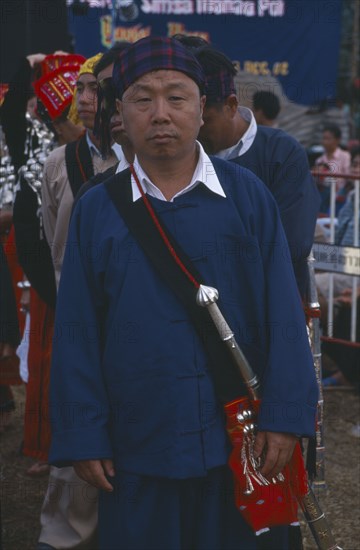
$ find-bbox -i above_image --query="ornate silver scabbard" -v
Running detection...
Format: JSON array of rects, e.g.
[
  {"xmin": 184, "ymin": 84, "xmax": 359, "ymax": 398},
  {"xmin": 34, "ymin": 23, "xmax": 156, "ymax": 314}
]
[{"xmin": 196, "ymin": 284, "xmax": 260, "ymax": 401}]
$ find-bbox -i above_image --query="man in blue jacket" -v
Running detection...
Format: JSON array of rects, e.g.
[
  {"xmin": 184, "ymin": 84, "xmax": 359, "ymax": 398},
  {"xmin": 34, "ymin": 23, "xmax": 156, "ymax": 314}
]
[
  {"xmin": 174, "ymin": 37, "xmax": 320, "ymax": 299},
  {"xmin": 49, "ymin": 36, "xmax": 317, "ymax": 550}
]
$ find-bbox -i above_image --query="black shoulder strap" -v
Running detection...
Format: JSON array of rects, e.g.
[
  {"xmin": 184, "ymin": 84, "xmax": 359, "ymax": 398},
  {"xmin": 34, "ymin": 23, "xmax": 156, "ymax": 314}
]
[
  {"xmin": 65, "ymin": 134, "xmax": 95, "ymax": 198},
  {"xmin": 72, "ymin": 163, "xmax": 118, "ymax": 214},
  {"xmin": 104, "ymin": 171, "xmax": 244, "ymax": 403}
]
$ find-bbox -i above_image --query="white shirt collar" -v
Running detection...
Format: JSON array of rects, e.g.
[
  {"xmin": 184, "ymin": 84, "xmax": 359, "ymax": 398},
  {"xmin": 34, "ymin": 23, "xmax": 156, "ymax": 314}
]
[
  {"xmin": 130, "ymin": 141, "xmax": 226, "ymax": 202},
  {"xmin": 216, "ymin": 106, "xmax": 257, "ymax": 161},
  {"xmin": 113, "ymin": 143, "xmax": 131, "ymax": 173},
  {"xmin": 112, "ymin": 142, "xmax": 123, "ymax": 160},
  {"xmin": 85, "ymin": 131, "xmax": 103, "ymax": 158}
]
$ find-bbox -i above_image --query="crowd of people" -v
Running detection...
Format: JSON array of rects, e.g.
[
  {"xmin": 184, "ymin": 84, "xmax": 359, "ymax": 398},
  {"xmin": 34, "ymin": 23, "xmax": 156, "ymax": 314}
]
[{"xmin": 0, "ymin": 36, "xmax": 359, "ymax": 550}]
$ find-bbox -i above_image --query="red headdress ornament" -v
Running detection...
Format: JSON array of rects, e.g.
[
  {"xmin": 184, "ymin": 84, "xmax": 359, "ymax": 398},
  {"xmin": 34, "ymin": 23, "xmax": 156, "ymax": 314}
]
[
  {"xmin": 40, "ymin": 54, "xmax": 86, "ymax": 75},
  {"xmin": 33, "ymin": 62, "xmax": 83, "ymax": 121}
]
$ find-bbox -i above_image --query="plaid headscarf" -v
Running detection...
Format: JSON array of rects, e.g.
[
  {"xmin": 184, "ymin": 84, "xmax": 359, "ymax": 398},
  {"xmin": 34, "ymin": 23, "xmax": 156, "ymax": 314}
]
[
  {"xmin": 113, "ymin": 36, "xmax": 205, "ymax": 98},
  {"xmin": 171, "ymin": 40, "xmax": 237, "ymax": 104}
]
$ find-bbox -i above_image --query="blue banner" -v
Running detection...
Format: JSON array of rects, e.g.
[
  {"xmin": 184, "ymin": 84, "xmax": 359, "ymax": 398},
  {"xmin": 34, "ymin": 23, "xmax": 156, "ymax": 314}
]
[{"xmin": 67, "ymin": 0, "xmax": 342, "ymax": 105}]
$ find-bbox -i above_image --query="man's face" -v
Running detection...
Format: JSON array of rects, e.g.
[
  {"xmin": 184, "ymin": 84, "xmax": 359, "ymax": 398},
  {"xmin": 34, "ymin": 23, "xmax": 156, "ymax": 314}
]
[
  {"xmin": 75, "ymin": 73, "xmax": 98, "ymax": 130},
  {"xmin": 198, "ymin": 103, "xmax": 233, "ymax": 155},
  {"xmin": 118, "ymin": 70, "xmax": 205, "ymax": 163}
]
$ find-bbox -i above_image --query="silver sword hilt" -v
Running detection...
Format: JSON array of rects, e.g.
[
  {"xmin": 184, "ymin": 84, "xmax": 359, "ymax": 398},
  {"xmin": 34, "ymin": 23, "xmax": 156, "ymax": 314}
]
[{"xmin": 196, "ymin": 284, "xmax": 260, "ymax": 401}]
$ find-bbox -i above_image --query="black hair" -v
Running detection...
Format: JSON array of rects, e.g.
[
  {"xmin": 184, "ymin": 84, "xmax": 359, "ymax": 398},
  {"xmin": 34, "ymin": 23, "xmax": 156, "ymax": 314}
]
[
  {"xmin": 173, "ymin": 35, "xmax": 237, "ymax": 78},
  {"xmin": 93, "ymin": 41, "xmax": 131, "ymax": 78},
  {"xmin": 172, "ymin": 34, "xmax": 209, "ymax": 49},
  {"xmin": 92, "ymin": 42, "xmax": 131, "ymax": 156},
  {"xmin": 253, "ymin": 91, "xmax": 280, "ymax": 120},
  {"xmin": 323, "ymin": 124, "xmax": 341, "ymax": 140}
]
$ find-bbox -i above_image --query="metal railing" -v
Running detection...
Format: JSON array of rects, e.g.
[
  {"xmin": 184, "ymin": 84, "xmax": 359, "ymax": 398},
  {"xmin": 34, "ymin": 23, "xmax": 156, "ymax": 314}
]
[{"xmin": 311, "ymin": 170, "xmax": 359, "ymax": 343}]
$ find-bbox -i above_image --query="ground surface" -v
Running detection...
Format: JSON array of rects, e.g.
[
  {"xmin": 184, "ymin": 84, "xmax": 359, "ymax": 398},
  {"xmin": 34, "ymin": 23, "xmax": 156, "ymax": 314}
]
[{"xmin": 1, "ymin": 385, "xmax": 359, "ymax": 550}]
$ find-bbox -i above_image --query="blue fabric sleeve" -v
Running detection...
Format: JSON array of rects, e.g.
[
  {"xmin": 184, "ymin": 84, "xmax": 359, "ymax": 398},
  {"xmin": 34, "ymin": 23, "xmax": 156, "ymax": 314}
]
[{"xmin": 49, "ymin": 198, "xmax": 113, "ymax": 466}]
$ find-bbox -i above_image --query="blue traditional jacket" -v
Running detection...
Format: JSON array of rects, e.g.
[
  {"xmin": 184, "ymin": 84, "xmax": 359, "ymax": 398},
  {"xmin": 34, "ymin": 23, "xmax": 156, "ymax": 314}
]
[{"xmin": 49, "ymin": 158, "xmax": 317, "ymax": 478}]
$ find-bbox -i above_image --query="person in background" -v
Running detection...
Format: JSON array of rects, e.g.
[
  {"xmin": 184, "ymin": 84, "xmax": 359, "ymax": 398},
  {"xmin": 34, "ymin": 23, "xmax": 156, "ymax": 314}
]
[
  {"xmin": 72, "ymin": 41, "xmax": 136, "ymax": 210},
  {"xmin": 41, "ymin": 53, "xmax": 119, "ymax": 287},
  {"xmin": 13, "ymin": 54, "xmax": 86, "ymax": 478},
  {"xmin": 252, "ymin": 90, "xmax": 281, "ymax": 127},
  {"xmin": 315, "ymin": 124, "xmax": 351, "ymax": 192},
  {"xmin": 13, "ymin": 54, "xmax": 85, "ymax": 308},
  {"xmin": 316, "ymin": 146, "xmax": 359, "ymax": 389},
  {"xmin": 93, "ymin": 41, "xmax": 134, "ymax": 166},
  {"xmin": 39, "ymin": 53, "xmax": 121, "ymax": 550},
  {"xmin": 174, "ymin": 36, "xmax": 319, "ymax": 299},
  {"xmin": 1, "ymin": 52, "xmax": 84, "ymax": 477},
  {"xmin": 316, "ymin": 145, "xmax": 360, "ymax": 304}
]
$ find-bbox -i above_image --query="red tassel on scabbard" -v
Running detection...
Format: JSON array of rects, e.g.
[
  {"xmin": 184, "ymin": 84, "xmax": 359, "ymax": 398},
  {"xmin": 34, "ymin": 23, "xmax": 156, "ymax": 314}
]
[{"xmin": 224, "ymin": 398, "xmax": 308, "ymax": 534}]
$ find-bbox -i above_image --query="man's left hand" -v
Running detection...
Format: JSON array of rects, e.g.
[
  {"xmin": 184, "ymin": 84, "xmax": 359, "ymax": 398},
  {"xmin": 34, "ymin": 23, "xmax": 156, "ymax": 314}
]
[
  {"xmin": 253, "ymin": 431, "xmax": 298, "ymax": 479},
  {"xmin": 73, "ymin": 459, "xmax": 115, "ymax": 492}
]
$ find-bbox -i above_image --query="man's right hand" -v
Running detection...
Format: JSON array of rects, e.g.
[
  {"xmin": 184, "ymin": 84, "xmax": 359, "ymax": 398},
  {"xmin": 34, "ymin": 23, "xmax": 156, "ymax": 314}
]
[{"xmin": 73, "ymin": 459, "xmax": 115, "ymax": 492}]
